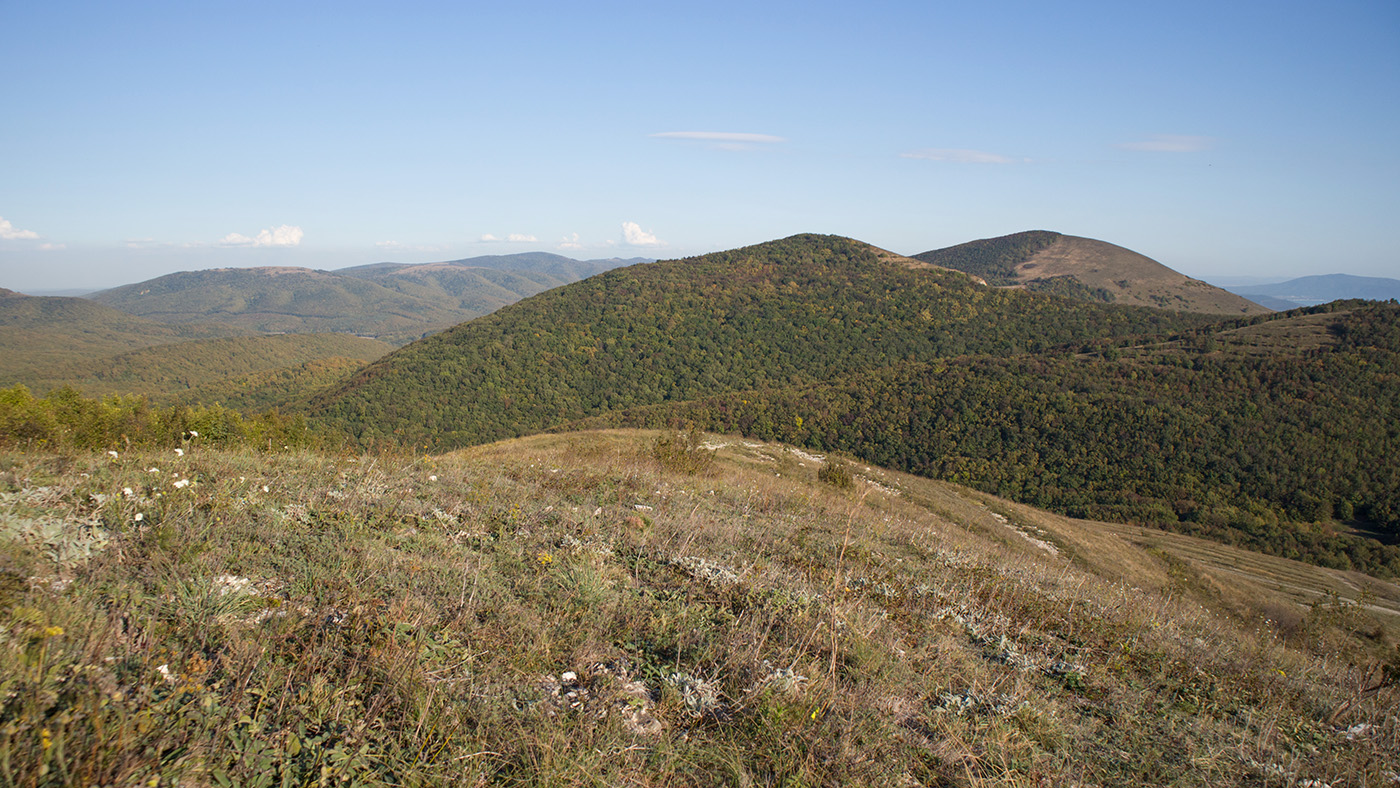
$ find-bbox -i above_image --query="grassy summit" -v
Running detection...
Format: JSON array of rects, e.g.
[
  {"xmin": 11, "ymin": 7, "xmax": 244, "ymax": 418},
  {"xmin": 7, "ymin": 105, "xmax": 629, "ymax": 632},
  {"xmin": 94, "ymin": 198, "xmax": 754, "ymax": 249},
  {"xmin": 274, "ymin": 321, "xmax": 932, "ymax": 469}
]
[
  {"xmin": 915, "ymin": 232, "xmax": 1272, "ymax": 314},
  {"xmin": 0, "ymin": 431, "xmax": 1395, "ymax": 785}
]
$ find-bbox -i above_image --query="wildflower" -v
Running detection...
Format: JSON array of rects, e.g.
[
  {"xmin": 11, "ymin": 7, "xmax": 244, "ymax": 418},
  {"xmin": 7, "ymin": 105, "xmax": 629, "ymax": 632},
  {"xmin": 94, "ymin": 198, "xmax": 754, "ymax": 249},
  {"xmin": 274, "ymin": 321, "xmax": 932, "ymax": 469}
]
[
  {"xmin": 43, "ymin": 626, "xmax": 63, "ymax": 638},
  {"xmin": 188, "ymin": 430, "xmax": 198, "ymax": 438},
  {"xmin": 537, "ymin": 552, "xmax": 554, "ymax": 565},
  {"xmin": 107, "ymin": 450, "xmax": 119, "ymax": 459},
  {"xmin": 134, "ymin": 513, "xmax": 144, "ymax": 522},
  {"xmin": 429, "ymin": 475, "xmax": 438, "ymax": 481},
  {"xmin": 173, "ymin": 479, "xmax": 191, "ymax": 489},
  {"xmin": 262, "ymin": 485, "xmax": 269, "ymax": 493},
  {"xmin": 123, "ymin": 487, "xmax": 135, "ymax": 497},
  {"xmin": 174, "ymin": 448, "xmax": 184, "ymax": 457},
  {"xmin": 41, "ymin": 727, "xmax": 52, "ymax": 751},
  {"xmin": 147, "ymin": 467, "xmax": 160, "ymax": 473}
]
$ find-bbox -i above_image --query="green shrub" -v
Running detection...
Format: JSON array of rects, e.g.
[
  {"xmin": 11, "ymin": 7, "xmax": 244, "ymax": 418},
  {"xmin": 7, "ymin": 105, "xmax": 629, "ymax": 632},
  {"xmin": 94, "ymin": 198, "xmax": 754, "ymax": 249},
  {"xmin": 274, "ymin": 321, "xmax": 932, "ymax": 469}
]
[
  {"xmin": 652, "ymin": 426, "xmax": 715, "ymax": 474},
  {"xmin": 818, "ymin": 458, "xmax": 854, "ymax": 489}
]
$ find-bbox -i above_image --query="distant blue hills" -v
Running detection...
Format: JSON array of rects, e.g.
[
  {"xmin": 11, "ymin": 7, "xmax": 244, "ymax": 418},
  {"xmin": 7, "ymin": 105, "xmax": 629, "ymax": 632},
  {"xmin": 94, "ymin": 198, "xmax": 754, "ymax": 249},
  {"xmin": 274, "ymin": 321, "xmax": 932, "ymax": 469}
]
[{"xmin": 1225, "ymin": 274, "xmax": 1400, "ymax": 309}]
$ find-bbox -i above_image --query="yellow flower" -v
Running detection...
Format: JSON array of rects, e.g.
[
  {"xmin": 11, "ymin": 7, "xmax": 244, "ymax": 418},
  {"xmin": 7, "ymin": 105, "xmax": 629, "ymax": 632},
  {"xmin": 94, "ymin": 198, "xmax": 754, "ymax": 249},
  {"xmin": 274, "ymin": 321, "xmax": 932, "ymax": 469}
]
[
  {"xmin": 43, "ymin": 626, "xmax": 63, "ymax": 638},
  {"xmin": 41, "ymin": 727, "xmax": 52, "ymax": 750},
  {"xmin": 537, "ymin": 552, "xmax": 554, "ymax": 565}
]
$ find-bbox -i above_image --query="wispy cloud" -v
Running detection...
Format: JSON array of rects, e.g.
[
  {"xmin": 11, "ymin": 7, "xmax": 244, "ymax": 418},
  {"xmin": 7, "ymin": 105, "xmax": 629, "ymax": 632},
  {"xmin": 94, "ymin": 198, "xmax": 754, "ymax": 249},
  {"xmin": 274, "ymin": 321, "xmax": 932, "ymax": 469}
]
[
  {"xmin": 1116, "ymin": 134, "xmax": 1214, "ymax": 153},
  {"xmin": 558, "ymin": 233, "xmax": 582, "ymax": 251},
  {"xmin": 622, "ymin": 221, "xmax": 663, "ymax": 247},
  {"xmin": 39, "ymin": 243, "xmax": 65, "ymax": 251},
  {"xmin": 900, "ymin": 148, "xmax": 1018, "ymax": 164},
  {"xmin": 480, "ymin": 233, "xmax": 539, "ymax": 243},
  {"xmin": 220, "ymin": 224, "xmax": 304, "ymax": 247},
  {"xmin": 0, "ymin": 217, "xmax": 40, "ymax": 240},
  {"xmin": 651, "ymin": 131, "xmax": 786, "ymax": 144}
]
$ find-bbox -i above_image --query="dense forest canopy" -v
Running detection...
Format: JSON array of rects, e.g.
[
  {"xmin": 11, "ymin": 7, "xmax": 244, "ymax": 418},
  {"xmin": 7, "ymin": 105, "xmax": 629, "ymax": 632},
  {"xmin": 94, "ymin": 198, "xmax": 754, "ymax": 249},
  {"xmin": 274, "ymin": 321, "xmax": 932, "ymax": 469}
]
[
  {"xmin": 572, "ymin": 301, "xmax": 1400, "ymax": 577},
  {"xmin": 311, "ymin": 234, "xmax": 1212, "ymax": 448}
]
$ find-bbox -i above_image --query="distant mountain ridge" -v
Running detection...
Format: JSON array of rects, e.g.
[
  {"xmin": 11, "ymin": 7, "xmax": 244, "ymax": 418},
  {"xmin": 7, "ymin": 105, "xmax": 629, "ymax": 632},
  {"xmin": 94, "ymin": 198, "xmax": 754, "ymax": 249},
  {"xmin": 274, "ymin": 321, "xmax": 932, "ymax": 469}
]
[
  {"xmin": 913, "ymin": 231, "xmax": 1272, "ymax": 315},
  {"xmin": 88, "ymin": 252, "xmax": 645, "ymax": 344},
  {"xmin": 1227, "ymin": 273, "xmax": 1400, "ymax": 307}
]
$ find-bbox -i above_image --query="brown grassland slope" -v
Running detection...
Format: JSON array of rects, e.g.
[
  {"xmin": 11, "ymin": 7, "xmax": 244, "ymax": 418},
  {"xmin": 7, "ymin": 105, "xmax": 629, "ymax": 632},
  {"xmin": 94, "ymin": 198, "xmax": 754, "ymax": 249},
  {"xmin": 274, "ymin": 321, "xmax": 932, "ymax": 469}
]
[
  {"xmin": 1, "ymin": 429, "xmax": 1395, "ymax": 786},
  {"xmin": 1016, "ymin": 235, "xmax": 1272, "ymax": 314},
  {"xmin": 913, "ymin": 232, "xmax": 1272, "ymax": 315}
]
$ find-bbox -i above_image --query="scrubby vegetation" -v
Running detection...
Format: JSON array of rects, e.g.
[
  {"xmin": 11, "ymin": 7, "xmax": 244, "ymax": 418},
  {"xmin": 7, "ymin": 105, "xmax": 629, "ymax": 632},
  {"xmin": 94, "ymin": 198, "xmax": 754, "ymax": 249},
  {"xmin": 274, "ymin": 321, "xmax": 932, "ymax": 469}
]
[
  {"xmin": 0, "ymin": 431, "xmax": 1395, "ymax": 786},
  {"xmin": 0, "ymin": 385, "xmax": 314, "ymax": 453}
]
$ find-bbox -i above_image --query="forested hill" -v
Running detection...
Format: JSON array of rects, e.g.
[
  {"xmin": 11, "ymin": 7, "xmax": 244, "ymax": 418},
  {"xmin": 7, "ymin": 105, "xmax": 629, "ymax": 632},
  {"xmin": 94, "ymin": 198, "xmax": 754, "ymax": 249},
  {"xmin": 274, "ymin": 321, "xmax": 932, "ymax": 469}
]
[
  {"xmin": 0, "ymin": 289, "xmax": 244, "ymax": 384},
  {"xmin": 310, "ymin": 234, "xmax": 1213, "ymax": 449},
  {"xmin": 88, "ymin": 267, "xmax": 472, "ymax": 344},
  {"xmin": 914, "ymin": 231, "xmax": 1271, "ymax": 315},
  {"xmin": 571, "ymin": 301, "xmax": 1400, "ymax": 577}
]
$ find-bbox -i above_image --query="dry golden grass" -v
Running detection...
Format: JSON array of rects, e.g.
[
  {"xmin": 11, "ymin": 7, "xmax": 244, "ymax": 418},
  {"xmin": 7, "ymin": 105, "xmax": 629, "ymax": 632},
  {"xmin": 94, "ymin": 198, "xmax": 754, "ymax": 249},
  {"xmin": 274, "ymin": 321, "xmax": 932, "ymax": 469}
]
[{"xmin": 1, "ymin": 429, "xmax": 1395, "ymax": 786}]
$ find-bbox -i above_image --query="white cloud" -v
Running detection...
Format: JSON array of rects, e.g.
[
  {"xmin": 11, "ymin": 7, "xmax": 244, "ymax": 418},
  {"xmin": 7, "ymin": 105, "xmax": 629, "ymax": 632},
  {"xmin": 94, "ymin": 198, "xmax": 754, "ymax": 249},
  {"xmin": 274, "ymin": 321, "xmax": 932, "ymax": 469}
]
[
  {"xmin": 220, "ymin": 224, "xmax": 304, "ymax": 247},
  {"xmin": 622, "ymin": 221, "xmax": 663, "ymax": 247},
  {"xmin": 651, "ymin": 131, "xmax": 786, "ymax": 144},
  {"xmin": 558, "ymin": 232, "xmax": 582, "ymax": 250},
  {"xmin": 900, "ymin": 148, "xmax": 1016, "ymax": 164},
  {"xmin": 480, "ymin": 233, "xmax": 539, "ymax": 243},
  {"xmin": 39, "ymin": 243, "xmax": 65, "ymax": 250},
  {"xmin": 1116, "ymin": 135, "xmax": 1214, "ymax": 153},
  {"xmin": 0, "ymin": 217, "xmax": 40, "ymax": 240}
]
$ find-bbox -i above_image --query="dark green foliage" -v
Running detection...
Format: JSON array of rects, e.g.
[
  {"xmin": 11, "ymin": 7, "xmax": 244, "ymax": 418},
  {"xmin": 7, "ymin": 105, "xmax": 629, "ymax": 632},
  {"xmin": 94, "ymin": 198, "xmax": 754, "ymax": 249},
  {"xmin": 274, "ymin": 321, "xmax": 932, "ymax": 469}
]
[
  {"xmin": 575, "ymin": 302, "xmax": 1400, "ymax": 577},
  {"xmin": 312, "ymin": 234, "xmax": 1209, "ymax": 449},
  {"xmin": 912, "ymin": 230, "xmax": 1061, "ymax": 285},
  {"xmin": 1026, "ymin": 276, "xmax": 1114, "ymax": 302}
]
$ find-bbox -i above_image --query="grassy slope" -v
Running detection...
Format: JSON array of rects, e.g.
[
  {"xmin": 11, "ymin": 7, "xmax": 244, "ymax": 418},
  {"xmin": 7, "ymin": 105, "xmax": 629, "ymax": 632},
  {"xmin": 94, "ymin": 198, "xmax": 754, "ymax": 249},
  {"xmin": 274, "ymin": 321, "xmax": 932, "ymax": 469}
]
[
  {"xmin": 914, "ymin": 232, "xmax": 1271, "ymax": 315},
  {"xmin": 311, "ymin": 234, "xmax": 1210, "ymax": 449},
  {"xmin": 0, "ymin": 431, "xmax": 1395, "ymax": 786},
  {"xmin": 1018, "ymin": 235, "xmax": 1272, "ymax": 314}
]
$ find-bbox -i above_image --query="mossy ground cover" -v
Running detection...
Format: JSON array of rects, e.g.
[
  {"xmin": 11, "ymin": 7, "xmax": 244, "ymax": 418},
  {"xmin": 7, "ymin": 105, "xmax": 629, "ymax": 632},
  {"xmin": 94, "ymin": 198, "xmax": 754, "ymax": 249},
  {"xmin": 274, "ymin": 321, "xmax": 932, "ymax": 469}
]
[{"xmin": 0, "ymin": 431, "xmax": 1395, "ymax": 786}]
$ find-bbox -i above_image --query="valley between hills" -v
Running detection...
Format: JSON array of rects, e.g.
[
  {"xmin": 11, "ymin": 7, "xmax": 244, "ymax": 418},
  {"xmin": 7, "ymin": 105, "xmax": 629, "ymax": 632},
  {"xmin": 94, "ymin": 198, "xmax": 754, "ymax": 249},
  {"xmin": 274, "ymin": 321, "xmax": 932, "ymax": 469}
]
[{"xmin": 1, "ymin": 231, "xmax": 1398, "ymax": 785}]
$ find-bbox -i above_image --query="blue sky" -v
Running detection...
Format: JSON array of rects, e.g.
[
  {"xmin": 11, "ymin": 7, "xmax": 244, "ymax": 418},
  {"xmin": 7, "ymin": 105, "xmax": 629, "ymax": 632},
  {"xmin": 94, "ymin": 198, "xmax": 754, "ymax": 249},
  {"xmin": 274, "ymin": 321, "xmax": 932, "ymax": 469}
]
[{"xmin": 2, "ymin": 0, "xmax": 1397, "ymax": 292}]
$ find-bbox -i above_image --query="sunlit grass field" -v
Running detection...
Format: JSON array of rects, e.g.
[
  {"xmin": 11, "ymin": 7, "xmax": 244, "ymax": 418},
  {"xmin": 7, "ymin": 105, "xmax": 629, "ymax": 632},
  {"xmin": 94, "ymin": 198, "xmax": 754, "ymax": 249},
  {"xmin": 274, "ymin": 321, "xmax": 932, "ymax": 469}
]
[{"xmin": 1, "ymin": 430, "xmax": 1395, "ymax": 786}]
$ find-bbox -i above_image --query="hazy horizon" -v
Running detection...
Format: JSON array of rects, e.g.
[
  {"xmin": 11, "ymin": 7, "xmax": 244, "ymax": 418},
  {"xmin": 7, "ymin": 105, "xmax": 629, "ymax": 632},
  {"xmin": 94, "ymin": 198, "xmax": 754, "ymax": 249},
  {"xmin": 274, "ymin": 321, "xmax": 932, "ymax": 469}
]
[{"xmin": 3, "ymin": 0, "xmax": 1396, "ymax": 292}]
